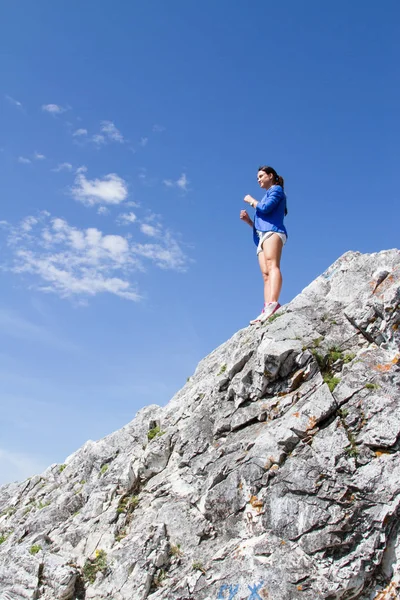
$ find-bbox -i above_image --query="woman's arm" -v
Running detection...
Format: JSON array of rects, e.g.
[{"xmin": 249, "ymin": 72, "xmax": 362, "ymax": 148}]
[
  {"xmin": 244, "ymin": 194, "xmax": 259, "ymax": 209},
  {"xmin": 254, "ymin": 187, "xmax": 284, "ymax": 214},
  {"xmin": 240, "ymin": 210, "xmax": 253, "ymax": 228}
]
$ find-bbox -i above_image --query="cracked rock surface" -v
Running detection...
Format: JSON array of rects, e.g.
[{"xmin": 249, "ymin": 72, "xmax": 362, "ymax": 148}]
[{"xmin": 0, "ymin": 249, "xmax": 399, "ymax": 600}]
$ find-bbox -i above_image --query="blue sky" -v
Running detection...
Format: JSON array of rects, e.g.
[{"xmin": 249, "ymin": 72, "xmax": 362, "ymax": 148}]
[{"xmin": 0, "ymin": 1, "xmax": 399, "ymax": 484}]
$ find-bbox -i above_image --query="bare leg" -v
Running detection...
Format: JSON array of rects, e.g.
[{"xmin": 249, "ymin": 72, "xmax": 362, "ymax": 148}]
[
  {"xmin": 257, "ymin": 251, "xmax": 270, "ymax": 305},
  {"xmin": 261, "ymin": 234, "xmax": 283, "ymax": 303}
]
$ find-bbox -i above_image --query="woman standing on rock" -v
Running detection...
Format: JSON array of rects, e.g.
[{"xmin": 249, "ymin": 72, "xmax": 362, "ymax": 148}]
[{"xmin": 240, "ymin": 165, "xmax": 288, "ymax": 325}]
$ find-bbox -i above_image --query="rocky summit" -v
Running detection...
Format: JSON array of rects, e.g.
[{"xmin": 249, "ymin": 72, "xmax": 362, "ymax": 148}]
[{"xmin": 0, "ymin": 249, "xmax": 399, "ymax": 600}]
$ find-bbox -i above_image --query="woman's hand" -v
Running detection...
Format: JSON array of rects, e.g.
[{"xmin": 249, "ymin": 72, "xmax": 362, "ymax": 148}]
[
  {"xmin": 244, "ymin": 194, "xmax": 257, "ymax": 208},
  {"xmin": 240, "ymin": 210, "xmax": 252, "ymax": 225}
]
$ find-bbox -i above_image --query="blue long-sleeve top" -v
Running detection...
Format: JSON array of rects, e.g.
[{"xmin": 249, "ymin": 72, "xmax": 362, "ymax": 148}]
[{"xmin": 253, "ymin": 184, "xmax": 288, "ymax": 246}]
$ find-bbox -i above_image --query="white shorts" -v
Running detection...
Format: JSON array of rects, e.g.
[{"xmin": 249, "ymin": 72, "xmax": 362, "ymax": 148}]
[{"xmin": 256, "ymin": 230, "xmax": 287, "ymax": 255}]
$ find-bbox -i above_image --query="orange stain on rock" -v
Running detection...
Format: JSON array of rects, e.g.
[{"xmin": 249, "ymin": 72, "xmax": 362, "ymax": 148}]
[
  {"xmin": 374, "ymin": 355, "xmax": 399, "ymax": 372},
  {"xmin": 249, "ymin": 495, "xmax": 264, "ymax": 512},
  {"xmin": 375, "ymin": 450, "xmax": 391, "ymax": 458}
]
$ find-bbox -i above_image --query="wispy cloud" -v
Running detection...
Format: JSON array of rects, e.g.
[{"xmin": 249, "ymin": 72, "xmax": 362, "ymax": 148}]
[
  {"xmin": 73, "ymin": 128, "xmax": 88, "ymax": 137},
  {"xmin": 20, "ymin": 216, "xmax": 39, "ymax": 231},
  {"xmin": 100, "ymin": 121, "xmax": 124, "ymax": 143},
  {"xmin": 176, "ymin": 173, "xmax": 189, "ymax": 191},
  {"xmin": 34, "ymin": 152, "xmax": 46, "ymax": 160},
  {"xmin": 18, "ymin": 156, "xmax": 31, "ymax": 164},
  {"xmin": 132, "ymin": 233, "xmax": 188, "ymax": 270},
  {"xmin": 6, "ymin": 215, "xmax": 140, "ymax": 302},
  {"xmin": 117, "ymin": 212, "xmax": 137, "ymax": 225},
  {"xmin": 2, "ymin": 213, "xmax": 189, "ymax": 302},
  {"xmin": 140, "ymin": 223, "xmax": 159, "ymax": 237},
  {"xmin": 97, "ymin": 206, "xmax": 110, "ymax": 216},
  {"xmin": 88, "ymin": 121, "xmax": 125, "ymax": 147},
  {"xmin": 163, "ymin": 173, "xmax": 189, "ymax": 192},
  {"xmin": 140, "ymin": 137, "xmax": 148, "ymax": 147},
  {"xmin": 152, "ymin": 124, "xmax": 165, "ymax": 133},
  {"xmin": 92, "ymin": 134, "xmax": 106, "ymax": 146},
  {"xmin": 52, "ymin": 162, "xmax": 73, "ymax": 172},
  {"xmin": 71, "ymin": 170, "xmax": 128, "ymax": 206},
  {"xmin": 5, "ymin": 95, "xmax": 23, "ymax": 109},
  {"xmin": 42, "ymin": 103, "xmax": 68, "ymax": 115},
  {"xmin": 138, "ymin": 168, "xmax": 147, "ymax": 181}
]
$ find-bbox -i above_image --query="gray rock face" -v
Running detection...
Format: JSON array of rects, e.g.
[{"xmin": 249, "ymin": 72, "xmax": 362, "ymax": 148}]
[{"xmin": 0, "ymin": 249, "xmax": 399, "ymax": 600}]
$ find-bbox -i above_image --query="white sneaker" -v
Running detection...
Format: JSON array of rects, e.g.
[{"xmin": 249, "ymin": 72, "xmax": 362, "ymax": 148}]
[
  {"xmin": 249, "ymin": 307, "xmax": 266, "ymax": 325},
  {"xmin": 259, "ymin": 302, "xmax": 281, "ymax": 323}
]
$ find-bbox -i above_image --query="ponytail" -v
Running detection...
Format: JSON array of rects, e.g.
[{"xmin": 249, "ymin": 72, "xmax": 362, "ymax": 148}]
[
  {"xmin": 276, "ymin": 175, "xmax": 284, "ymax": 188},
  {"xmin": 258, "ymin": 166, "xmax": 288, "ymax": 215}
]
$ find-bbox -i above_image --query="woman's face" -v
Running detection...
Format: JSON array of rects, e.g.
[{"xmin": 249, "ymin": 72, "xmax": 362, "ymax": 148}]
[{"xmin": 257, "ymin": 170, "xmax": 274, "ymax": 189}]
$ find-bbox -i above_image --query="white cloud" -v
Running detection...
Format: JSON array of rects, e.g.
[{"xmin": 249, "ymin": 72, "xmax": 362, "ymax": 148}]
[
  {"xmin": 34, "ymin": 152, "xmax": 46, "ymax": 160},
  {"xmin": 73, "ymin": 128, "xmax": 88, "ymax": 137},
  {"xmin": 21, "ymin": 216, "xmax": 38, "ymax": 232},
  {"xmin": 71, "ymin": 171, "xmax": 128, "ymax": 206},
  {"xmin": 42, "ymin": 103, "xmax": 68, "ymax": 114},
  {"xmin": 117, "ymin": 212, "xmax": 137, "ymax": 225},
  {"xmin": 5, "ymin": 95, "xmax": 23, "ymax": 109},
  {"xmin": 52, "ymin": 162, "xmax": 73, "ymax": 172},
  {"xmin": 140, "ymin": 223, "xmax": 159, "ymax": 237},
  {"xmin": 163, "ymin": 173, "xmax": 189, "ymax": 192},
  {"xmin": 101, "ymin": 121, "xmax": 124, "ymax": 143},
  {"xmin": 97, "ymin": 206, "xmax": 110, "ymax": 216},
  {"xmin": 132, "ymin": 234, "xmax": 187, "ymax": 270},
  {"xmin": 177, "ymin": 173, "xmax": 189, "ymax": 191},
  {"xmin": 3, "ymin": 214, "xmax": 189, "ymax": 302},
  {"xmin": 18, "ymin": 156, "xmax": 31, "ymax": 164},
  {"xmin": 140, "ymin": 137, "xmax": 148, "ymax": 147},
  {"xmin": 6, "ymin": 215, "xmax": 140, "ymax": 302},
  {"xmin": 92, "ymin": 134, "xmax": 106, "ymax": 146}
]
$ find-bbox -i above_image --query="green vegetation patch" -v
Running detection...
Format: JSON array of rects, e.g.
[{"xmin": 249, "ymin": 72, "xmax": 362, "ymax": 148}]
[
  {"xmin": 83, "ymin": 549, "xmax": 108, "ymax": 584},
  {"xmin": 170, "ymin": 543, "xmax": 183, "ymax": 557},
  {"xmin": 345, "ymin": 445, "xmax": 359, "ymax": 458},
  {"xmin": 1, "ymin": 506, "xmax": 16, "ymax": 517},
  {"xmin": 192, "ymin": 562, "xmax": 206, "ymax": 574},
  {"xmin": 267, "ymin": 312, "xmax": 282, "ymax": 323},
  {"xmin": 323, "ymin": 374, "xmax": 341, "ymax": 392},
  {"xmin": 365, "ymin": 383, "xmax": 380, "ymax": 390},
  {"xmin": 147, "ymin": 425, "xmax": 165, "ymax": 441},
  {"xmin": 309, "ymin": 345, "xmax": 347, "ymax": 392},
  {"xmin": 29, "ymin": 545, "xmax": 42, "ymax": 555},
  {"xmin": 117, "ymin": 495, "xmax": 139, "ymax": 515},
  {"xmin": 337, "ymin": 408, "xmax": 349, "ymax": 419}
]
